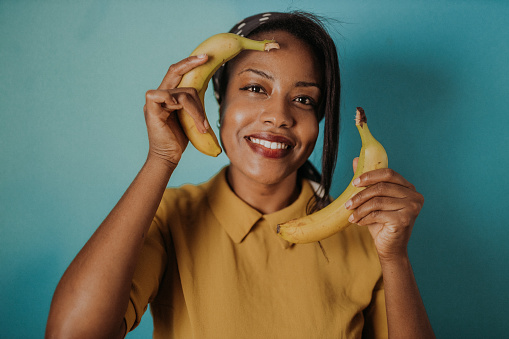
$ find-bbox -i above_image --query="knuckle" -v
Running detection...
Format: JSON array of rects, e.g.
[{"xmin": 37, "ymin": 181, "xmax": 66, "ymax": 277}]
[
  {"xmin": 178, "ymin": 87, "xmax": 199, "ymax": 98},
  {"xmin": 374, "ymin": 182, "xmax": 387, "ymax": 195},
  {"xmin": 168, "ymin": 63, "xmax": 179, "ymax": 75},
  {"xmin": 145, "ymin": 89, "xmax": 155, "ymax": 99},
  {"xmin": 178, "ymin": 92, "xmax": 192, "ymax": 105},
  {"xmin": 372, "ymin": 197, "xmax": 384, "ymax": 210},
  {"xmin": 371, "ymin": 210, "xmax": 383, "ymax": 219},
  {"xmin": 184, "ymin": 87, "xmax": 199, "ymax": 97},
  {"xmin": 408, "ymin": 192, "xmax": 424, "ymax": 210},
  {"xmin": 400, "ymin": 214, "xmax": 412, "ymax": 227},
  {"xmin": 172, "ymin": 90, "xmax": 183, "ymax": 101},
  {"xmin": 417, "ymin": 192, "xmax": 425, "ymax": 205},
  {"xmin": 410, "ymin": 200, "xmax": 422, "ymax": 212},
  {"xmin": 384, "ymin": 168, "xmax": 396, "ymax": 179}
]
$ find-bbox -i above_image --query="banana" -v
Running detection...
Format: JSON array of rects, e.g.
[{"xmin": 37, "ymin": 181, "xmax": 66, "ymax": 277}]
[
  {"xmin": 177, "ymin": 33, "xmax": 280, "ymax": 156},
  {"xmin": 277, "ymin": 107, "xmax": 388, "ymax": 243}
]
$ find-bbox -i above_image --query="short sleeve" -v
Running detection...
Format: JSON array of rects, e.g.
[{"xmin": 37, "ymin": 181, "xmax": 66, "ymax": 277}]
[
  {"xmin": 123, "ymin": 204, "xmax": 174, "ymax": 332},
  {"xmin": 362, "ymin": 277, "xmax": 388, "ymax": 339}
]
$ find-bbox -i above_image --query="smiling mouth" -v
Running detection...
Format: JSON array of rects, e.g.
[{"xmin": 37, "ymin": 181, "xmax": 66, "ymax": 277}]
[{"xmin": 246, "ymin": 137, "xmax": 291, "ymax": 150}]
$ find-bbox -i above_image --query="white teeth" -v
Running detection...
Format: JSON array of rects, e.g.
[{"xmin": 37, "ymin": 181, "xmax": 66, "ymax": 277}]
[{"xmin": 249, "ymin": 137, "xmax": 289, "ymax": 150}]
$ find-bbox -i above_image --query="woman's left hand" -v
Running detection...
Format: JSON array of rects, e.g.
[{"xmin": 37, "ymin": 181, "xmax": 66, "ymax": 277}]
[{"xmin": 345, "ymin": 159, "xmax": 424, "ymax": 261}]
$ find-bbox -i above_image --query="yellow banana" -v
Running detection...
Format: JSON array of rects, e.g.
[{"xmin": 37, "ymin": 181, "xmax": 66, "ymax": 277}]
[
  {"xmin": 277, "ymin": 107, "xmax": 388, "ymax": 243},
  {"xmin": 177, "ymin": 33, "xmax": 280, "ymax": 156}
]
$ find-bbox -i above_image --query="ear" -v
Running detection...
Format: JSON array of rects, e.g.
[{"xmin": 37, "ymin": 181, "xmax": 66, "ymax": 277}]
[{"xmin": 217, "ymin": 105, "xmax": 224, "ymax": 129}]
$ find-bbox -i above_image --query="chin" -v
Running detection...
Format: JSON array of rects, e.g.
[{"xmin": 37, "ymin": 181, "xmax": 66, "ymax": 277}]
[{"xmin": 237, "ymin": 161, "xmax": 298, "ymax": 186}]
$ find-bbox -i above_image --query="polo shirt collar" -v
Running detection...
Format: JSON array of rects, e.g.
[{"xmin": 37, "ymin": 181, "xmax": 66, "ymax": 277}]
[{"xmin": 206, "ymin": 167, "xmax": 315, "ymax": 247}]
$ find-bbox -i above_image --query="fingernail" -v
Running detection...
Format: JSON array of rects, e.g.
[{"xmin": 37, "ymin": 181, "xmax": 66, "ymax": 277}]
[
  {"xmin": 348, "ymin": 214, "xmax": 355, "ymax": 222},
  {"xmin": 353, "ymin": 177, "xmax": 361, "ymax": 187},
  {"xmin": 345, "ymin": 200, "xmax": 352, "ymax": 209},
  {"xmin": 202, "ymin": 119, "xmax": 210, "ymax": 133},
  {"xmin": 197, "ymin": 53, "xmax": 207, "ymax": 59}
]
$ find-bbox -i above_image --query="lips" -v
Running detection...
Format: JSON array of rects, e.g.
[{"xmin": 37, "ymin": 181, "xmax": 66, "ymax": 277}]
[{"xmin": 245, "ymin": 133, "xmax": 294, "ymax": 159}]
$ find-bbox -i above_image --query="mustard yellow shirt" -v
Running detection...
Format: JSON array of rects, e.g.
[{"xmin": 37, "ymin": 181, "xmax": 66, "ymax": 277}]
[{"xmin": 124, "ymin": 167, "xmax": 387, "ymax": 338}]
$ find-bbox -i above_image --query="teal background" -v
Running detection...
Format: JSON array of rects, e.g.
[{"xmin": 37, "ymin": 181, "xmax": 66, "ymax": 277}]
[{"xmin": 1, "ymin": 0, "xmax": 508, "ymax": 337}]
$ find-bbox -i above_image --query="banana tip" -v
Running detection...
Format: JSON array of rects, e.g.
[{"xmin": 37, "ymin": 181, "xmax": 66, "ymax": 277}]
[
  {"xmin": 276, "ymin": 224, "xmax": 281, "ymax": 234},
  {"xmin": 355, "ymin": 107, "xmax": 367, "ymax": 126}
]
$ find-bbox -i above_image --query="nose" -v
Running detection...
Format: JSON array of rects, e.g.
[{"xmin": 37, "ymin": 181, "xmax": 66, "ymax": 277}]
[{"xmin": 259, "ymin": 96, "xmax": 294, "ymax": 128}]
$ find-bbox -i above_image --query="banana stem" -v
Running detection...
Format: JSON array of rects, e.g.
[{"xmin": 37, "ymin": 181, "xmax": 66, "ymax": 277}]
[
  {"xmin": 241, "ymin": 37, "xmax": 279, "ymax": 52},
  {"xmin": 264, "ymin": 42, "xmax": 280, "ymax": 51}
]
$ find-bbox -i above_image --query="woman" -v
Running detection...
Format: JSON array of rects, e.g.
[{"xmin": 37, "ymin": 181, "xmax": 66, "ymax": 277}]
[{"xmin": 46, "ymin": 11, "xmax": 435, "ymax": 339}]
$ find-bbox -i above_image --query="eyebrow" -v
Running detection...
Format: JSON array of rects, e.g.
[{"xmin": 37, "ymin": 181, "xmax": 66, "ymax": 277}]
[
  {"xmin": 237, "ymin": 68, "xmax": 273, "ymax": 80},
  {"xmin": 295, "ymin": 81, "xmax": 321, "ymax": 89},
  {"xmin": 238, "ymin": 68, "xmax": 321, "ymax": 90}
]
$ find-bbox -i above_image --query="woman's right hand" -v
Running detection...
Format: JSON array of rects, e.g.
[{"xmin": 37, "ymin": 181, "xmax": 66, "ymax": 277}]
[{"xmin": 144, "ymin": 54, "xmax": 209, "ymax": 167}]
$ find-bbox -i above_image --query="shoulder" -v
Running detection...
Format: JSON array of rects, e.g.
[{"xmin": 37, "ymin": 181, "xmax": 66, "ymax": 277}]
[
  {"xmin": 155, "ymin": 168, "xmax": 226, "ymax": 223},
  {"xmin": 158, "ymin": 180, "xmax": 210, "ymax": 217}
]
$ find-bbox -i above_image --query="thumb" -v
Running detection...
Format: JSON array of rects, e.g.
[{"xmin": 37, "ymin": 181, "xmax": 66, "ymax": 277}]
[{"xmin": 352, "ymin": 157, "xmax": 359, "ymax": 173}]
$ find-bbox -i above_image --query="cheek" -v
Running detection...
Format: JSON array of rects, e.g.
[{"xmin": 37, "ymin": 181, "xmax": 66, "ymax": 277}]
[
  {"xmin": 219, "ymin": 103, "xmax": 250, "ymax": 152},
  {"xmin": 301, "ymin": 118, "xmax": 319, "ymax": 152}
]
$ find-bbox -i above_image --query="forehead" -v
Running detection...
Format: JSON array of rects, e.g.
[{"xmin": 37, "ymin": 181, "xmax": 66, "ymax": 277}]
[{"xmin": 228, "ymin": 30, "xmax": 323, "ymax": 83}]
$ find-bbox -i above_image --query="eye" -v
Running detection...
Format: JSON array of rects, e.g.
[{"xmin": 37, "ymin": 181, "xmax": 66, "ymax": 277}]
[
  {"xmin": 240, "ymin": 84, "xmax": 266, "ymax": 94},
  {"xmin": 294, "ymin": 96, "xmax": 317, "ymax": 107}
]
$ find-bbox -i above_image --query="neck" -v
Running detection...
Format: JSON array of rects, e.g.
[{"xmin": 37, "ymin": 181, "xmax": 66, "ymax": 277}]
[{"xmin": 226, "ymin": 167, "xmax": 301, "ymax": 215}]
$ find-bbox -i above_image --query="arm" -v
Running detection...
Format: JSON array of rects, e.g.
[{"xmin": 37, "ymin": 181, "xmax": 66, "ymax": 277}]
[
  {"xmin": 45, "ymin": 55, "xmax": 209, "ymax": 339},
  {"xmin": 379, "ymin": 251, "xmax": 434, "ymax": 338},
  {"xmin": 346, "ymin": 165, "xmax": 435, "ymax": 339}
]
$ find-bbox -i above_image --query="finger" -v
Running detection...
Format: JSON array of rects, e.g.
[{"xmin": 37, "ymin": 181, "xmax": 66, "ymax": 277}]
[
  {"xmin": 348, "ymin": 196, "xmax": 406, "ymax": 224},
  {"xmin": 353, "ymin": 168, "xmax": 416, "ymax": 191},
  {"xmin": 166, "ymin": 110, "xmax": 189, "ymax": 145},
  {"xmin": 352, "ymin": 157, "xmax": 359, "ymax": 173},
  {"xmin": 172, "ymin": 88, "xmax": 209, "ymax": 133},
  {"xmin": 145, "ymin": 89, "xmax": 182, "ymax": 117},
  {"xmin": 345, "ymin": 181, "xmax": 416, "ymax": 210},
  {"xmin": 158, "ymin": 54, "xmax": 208, "ymax": 90},
  {"xmin": 351, "ymin": 209, "xmax": 413, "ymax": 229}
]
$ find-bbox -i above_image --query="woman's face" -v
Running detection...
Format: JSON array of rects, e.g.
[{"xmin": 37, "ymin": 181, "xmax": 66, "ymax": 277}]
[{"xmin": 220, "ymin": 30, "xmax": 322, "ymax": 187}]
